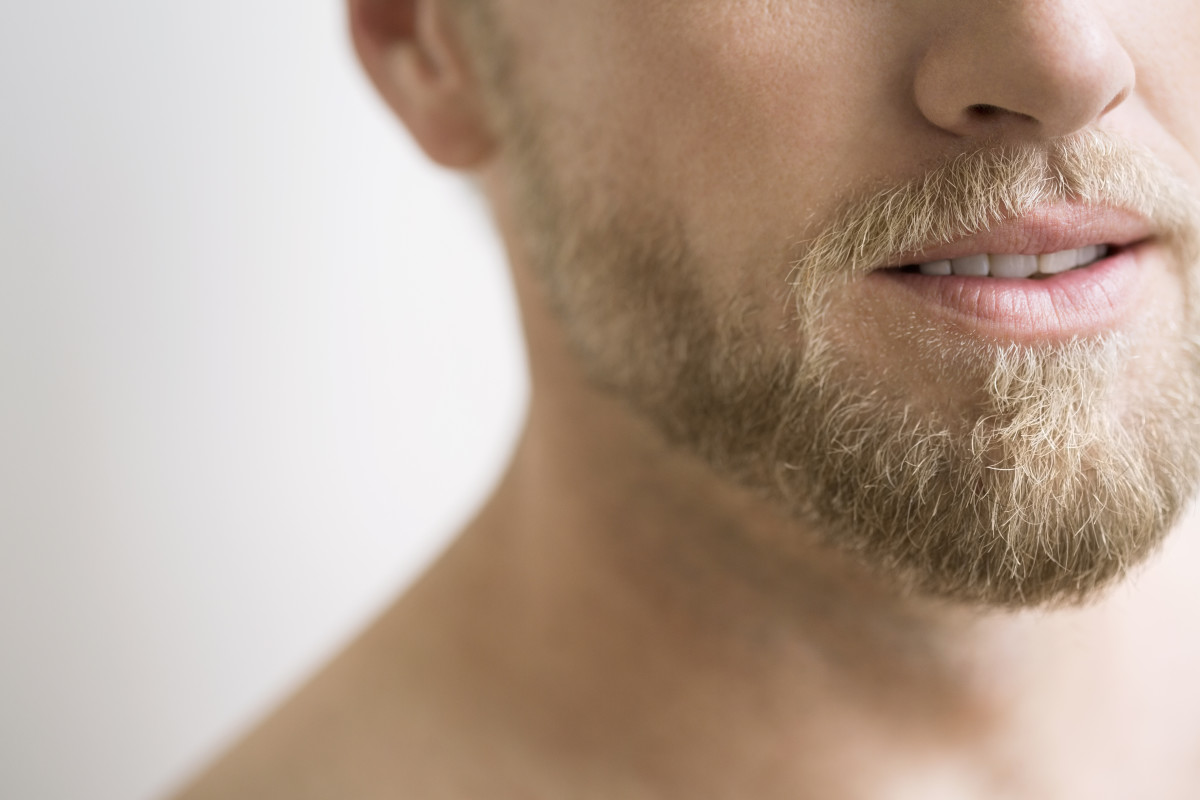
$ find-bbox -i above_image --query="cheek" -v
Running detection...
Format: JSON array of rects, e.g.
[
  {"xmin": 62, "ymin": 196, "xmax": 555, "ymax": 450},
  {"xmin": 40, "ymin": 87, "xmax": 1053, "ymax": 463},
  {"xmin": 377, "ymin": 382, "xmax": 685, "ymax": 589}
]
[
  {"xmin": 1108, "ymin": 4, "xmax": 1200, "ymax": 173},
  {"xmin": 632, "ymin": 12, "xmax": 872, "ymax": 210},
  {"xmin": 504, "ymin": 2, "xmax": 907, "ymax": 285},
  {"xmin": 601, "ymin": 6, "xmax": 911, "ymax": 298}
]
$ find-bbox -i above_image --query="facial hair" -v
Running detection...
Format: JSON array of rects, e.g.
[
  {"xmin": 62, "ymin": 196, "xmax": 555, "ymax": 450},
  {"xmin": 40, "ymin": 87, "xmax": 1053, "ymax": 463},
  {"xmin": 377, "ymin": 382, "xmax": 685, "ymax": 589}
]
[{"xmin": 488, "ymin": 50, "xmax": 1200, "ymax": 606}]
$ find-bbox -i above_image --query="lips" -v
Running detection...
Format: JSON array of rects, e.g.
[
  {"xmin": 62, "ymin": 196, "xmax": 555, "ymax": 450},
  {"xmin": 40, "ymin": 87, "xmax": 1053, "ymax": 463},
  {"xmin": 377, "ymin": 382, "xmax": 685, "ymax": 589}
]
[
  {"xmin": 865, "ymin": 204, "xmax": 1163, "ymax": 341},
  {"xmin": 878, "ymin": 204, "xmax": 1153, "ymax": 269}
]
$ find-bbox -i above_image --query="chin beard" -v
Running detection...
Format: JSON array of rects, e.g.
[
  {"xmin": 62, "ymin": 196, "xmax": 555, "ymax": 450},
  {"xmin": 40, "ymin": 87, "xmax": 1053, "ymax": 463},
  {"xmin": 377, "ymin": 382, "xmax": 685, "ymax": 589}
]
[
  {"xmin": 504, "ymin": 105, "xmax": 1200, "ymax": 607},
  {"xmin": 582, "ymin": 264, "xmax": 1200, "ymax": 606},
  {"xmin": 756, "ymin": 331, "xmax": 1200, "ymax": 607}
]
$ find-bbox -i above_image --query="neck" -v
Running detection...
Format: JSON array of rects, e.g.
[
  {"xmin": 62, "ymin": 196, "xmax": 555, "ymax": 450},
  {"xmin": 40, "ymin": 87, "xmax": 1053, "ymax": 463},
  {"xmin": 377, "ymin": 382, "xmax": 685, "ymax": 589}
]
[{"xmin": 395, "ymin": 278, "xmax": 1200, "ymax": 798}]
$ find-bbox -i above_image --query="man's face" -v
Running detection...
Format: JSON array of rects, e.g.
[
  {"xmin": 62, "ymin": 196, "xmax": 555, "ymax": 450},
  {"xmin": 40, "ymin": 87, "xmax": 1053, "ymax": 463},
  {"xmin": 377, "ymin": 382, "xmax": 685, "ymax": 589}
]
[{"xmin": 470, "ymin": 0, "xmax": 1200, "ymax": 606}]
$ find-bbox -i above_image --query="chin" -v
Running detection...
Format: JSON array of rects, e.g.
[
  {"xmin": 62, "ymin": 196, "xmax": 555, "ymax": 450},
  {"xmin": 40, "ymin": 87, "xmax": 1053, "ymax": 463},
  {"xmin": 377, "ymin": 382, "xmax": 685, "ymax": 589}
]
[{"xmin": 758, "ymin": 330, "xmax": 1200, "ymax": 609}]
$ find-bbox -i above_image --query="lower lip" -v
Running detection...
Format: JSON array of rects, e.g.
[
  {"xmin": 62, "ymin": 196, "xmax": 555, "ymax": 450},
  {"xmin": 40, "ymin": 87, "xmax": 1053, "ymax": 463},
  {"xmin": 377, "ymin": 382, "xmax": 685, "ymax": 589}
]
[{"xmin": 868, "ymin": 241, "xmax": 1154, "ymax": 341}]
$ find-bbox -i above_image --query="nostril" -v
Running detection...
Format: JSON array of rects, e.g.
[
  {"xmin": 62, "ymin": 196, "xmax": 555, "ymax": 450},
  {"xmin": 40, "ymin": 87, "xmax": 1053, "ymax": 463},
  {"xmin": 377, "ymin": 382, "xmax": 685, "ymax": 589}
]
[
  {"xmin": 966, "ymin": 104, "xmax": 1037, "ymax": 124},
  {"xmin": 968, "ymin": 103, "xmax": 1004, "ymax": 118}
]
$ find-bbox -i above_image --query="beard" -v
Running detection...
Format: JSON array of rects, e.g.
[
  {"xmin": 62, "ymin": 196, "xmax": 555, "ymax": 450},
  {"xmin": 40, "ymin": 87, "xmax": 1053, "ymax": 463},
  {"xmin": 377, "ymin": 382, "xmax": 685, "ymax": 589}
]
[{"xmin": 485, "ymin": 55, "xmax": 1200, "ymax": 606}]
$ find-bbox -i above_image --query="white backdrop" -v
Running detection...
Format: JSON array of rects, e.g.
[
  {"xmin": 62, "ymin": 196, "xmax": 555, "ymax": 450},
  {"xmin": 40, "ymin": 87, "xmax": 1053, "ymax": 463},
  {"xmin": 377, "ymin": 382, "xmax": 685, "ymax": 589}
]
[{"xmin": 0, "ymin": 2, "xmax": 526, "ymax": 799}]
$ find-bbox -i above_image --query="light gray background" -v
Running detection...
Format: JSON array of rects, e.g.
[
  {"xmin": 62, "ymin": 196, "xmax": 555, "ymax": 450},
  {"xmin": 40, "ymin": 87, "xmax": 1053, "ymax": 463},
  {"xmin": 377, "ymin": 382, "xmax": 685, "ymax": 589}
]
[{"xmin": 0, "ymin": 2, "xmax": 526, "ymax": 799}]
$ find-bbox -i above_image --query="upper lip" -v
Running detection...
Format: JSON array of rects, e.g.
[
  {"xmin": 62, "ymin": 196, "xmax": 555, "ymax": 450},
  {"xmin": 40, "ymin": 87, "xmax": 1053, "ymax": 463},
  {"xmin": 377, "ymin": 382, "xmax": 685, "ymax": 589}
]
[{"xmin": 880, "ymin": 203, "xmax": 1156, "ymax": 267}]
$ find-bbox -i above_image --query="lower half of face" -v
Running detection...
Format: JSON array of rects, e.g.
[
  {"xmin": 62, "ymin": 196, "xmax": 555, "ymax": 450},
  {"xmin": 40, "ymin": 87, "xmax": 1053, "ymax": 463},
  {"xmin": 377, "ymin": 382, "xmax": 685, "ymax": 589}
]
[{"xmin": 483, "ymin": 4, "xmax": 1200, "ymax": 608}]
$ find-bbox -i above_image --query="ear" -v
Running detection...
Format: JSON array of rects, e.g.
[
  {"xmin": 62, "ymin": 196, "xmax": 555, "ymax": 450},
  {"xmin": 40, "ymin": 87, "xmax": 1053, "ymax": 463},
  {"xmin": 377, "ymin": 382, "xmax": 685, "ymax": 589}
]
[{"xmin": 348, "ymin": 0, "xmax": 497, "ymax": 168}]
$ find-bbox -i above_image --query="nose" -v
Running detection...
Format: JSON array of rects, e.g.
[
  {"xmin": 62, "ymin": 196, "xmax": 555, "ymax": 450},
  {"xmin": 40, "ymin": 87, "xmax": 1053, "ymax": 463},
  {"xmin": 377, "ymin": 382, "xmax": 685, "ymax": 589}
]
[{"xmin": 913, "ymin": 0, "xmax": 1135, "ymax": 140}]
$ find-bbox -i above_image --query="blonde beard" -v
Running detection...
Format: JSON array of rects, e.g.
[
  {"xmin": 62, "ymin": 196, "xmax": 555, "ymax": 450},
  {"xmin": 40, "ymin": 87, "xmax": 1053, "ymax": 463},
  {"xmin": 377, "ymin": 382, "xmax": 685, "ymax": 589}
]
[
  {"xmin": 482, "ymin": 30, "xmax": 1200, "ymax": 605},
  {"xmin": 772, "ymin": 331, "xmax": 1200, "ymax": 606},
  {"xmin": 764, "ymin": 133, "xmax": 1200, "ymax": 605}
]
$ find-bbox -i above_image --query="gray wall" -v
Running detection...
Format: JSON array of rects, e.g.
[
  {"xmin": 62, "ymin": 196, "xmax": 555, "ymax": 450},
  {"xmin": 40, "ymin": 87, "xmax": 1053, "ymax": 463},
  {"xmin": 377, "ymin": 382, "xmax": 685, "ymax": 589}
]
[{"xmin": 0, "ymin": 2, "xmax": 525, "ymax": 798}]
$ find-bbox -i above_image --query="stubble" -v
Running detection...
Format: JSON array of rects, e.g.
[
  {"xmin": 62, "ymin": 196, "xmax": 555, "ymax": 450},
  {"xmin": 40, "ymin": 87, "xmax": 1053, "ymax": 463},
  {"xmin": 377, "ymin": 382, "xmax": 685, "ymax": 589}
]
[{"xmin": 467, "ymin": 15, "xmax": 1200, "ymax": 607}]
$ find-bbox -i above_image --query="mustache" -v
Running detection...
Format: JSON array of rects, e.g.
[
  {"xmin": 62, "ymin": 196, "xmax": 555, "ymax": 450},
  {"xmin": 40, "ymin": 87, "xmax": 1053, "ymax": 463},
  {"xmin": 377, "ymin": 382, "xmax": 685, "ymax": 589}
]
[{"xmin": 788, "ymin": 130, "xmax": 1200, "ymax": 305}]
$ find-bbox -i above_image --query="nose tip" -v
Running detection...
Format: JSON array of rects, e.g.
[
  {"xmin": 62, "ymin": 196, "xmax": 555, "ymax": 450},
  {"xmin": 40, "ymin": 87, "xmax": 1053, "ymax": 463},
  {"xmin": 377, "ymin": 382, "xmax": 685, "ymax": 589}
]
[{"xmin": 913, "ymin": 3, "xmax": 1136, "ymax": 141}]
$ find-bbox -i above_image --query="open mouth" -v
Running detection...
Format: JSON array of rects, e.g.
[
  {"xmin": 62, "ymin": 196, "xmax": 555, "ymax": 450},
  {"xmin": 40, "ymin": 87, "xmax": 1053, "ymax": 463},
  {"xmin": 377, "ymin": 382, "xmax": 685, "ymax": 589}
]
[
  {"xmin": 866, "ymin": 237, "xmax": 1158, "ymax": 340},
  {"xmin": 888, "ymin": 244, "xmax": 1116, "ymax": 278},
  {"xmin": 863, "ymin": 205, "xmax": 1159, "ymax": 338}
]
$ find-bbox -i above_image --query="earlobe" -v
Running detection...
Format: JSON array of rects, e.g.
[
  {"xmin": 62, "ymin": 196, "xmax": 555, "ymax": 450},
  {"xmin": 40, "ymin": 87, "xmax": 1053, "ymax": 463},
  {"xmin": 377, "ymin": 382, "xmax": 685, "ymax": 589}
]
[{"xmin": 349, "ymin": 0, "xmax": 498, "ymax": 169}]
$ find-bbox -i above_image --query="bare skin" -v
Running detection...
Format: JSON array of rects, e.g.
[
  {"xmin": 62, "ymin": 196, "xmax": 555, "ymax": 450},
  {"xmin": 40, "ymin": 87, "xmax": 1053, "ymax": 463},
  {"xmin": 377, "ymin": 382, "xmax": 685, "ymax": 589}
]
[
  {"xmin": 174, "ymin": 272, "xmax": 1200, "ymax": 798},
  {"xmin": 172, "ymin": 0, "xmax": 1200, "ymax": 796}
]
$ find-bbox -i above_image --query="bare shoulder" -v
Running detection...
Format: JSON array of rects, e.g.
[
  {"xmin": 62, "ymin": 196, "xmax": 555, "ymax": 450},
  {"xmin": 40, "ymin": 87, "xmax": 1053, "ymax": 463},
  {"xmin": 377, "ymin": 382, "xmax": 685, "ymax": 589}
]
[
  {"xmin": 168, "ymin": 563, "xmax": 572, "ymax": 800},
  {"xmin": 168, "ymin": 632, "xmax": 463, "ymax": 800},
  {"xmin": 170, "ymin": 523, "xmax": 653, "ymax": 800}
]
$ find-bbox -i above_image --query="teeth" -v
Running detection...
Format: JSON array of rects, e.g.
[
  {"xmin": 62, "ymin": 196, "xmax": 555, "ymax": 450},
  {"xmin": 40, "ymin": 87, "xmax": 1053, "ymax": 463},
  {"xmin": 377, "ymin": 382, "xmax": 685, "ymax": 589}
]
[
  {"xmin": 918, "ymin": 259, "xmax": 952, "ymax": 276},
  {"xmin": 951, "ymin": 253, "xmax": 990, "ymax": 276},
  {"xmin": 1037, "ymin": 249, "xmax": 1079, "ymax": 274},
  {"xmin": 916, "ymin": 245, "xmax": 1110, "ymax": 278},
  {"xmin": 989, "ymin": 254, "xmax": 1038, "ymax": 278}
]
